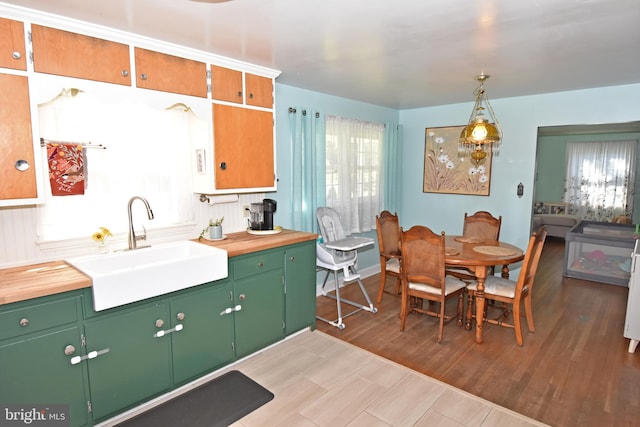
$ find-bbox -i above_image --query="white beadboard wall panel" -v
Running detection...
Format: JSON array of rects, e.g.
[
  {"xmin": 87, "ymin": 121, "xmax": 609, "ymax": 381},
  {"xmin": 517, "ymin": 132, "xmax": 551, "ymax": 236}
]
[
  {"xmin": 0, "ymin": 192, "xmax": 269, "ymax": 269},
  {"xmin": 192, "ymin": 192, "xmax": 268, "ymax": 237},
  {"xmin": 0, "ymin": 206, "xmax": 41, "ymax": 266}
]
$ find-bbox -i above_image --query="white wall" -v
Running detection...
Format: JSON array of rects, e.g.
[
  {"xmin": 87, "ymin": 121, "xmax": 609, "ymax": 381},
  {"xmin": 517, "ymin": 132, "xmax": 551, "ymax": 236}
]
[{"xmin": 0, "ymin": 193, "xmax": 265, "ymax": 269}]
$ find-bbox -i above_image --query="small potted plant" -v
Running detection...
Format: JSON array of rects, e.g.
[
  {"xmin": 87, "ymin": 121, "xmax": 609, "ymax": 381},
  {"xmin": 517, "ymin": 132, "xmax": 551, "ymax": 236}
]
[{"xmin": 199, "ymin": 217, "xmax": 224, "ymax": 240}]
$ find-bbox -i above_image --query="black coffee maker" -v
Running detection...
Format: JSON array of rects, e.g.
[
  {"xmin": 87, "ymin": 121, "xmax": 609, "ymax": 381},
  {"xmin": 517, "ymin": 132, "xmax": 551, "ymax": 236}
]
[{"xmin": 249, "ymin": 198, "xmax": 277, "ymax": 230}]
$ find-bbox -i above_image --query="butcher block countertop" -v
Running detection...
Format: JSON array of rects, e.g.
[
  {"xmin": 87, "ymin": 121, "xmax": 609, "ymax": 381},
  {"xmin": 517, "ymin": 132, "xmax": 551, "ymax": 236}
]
[
  {"xmin": 195, "ymin": 229, "xmax": 317, "ymax": 257},
  {"xmin": 0, "ymin": 229, "xmax": 317, "ymax": 307},
  {"xmin": 0, "ymin": 261, "xmax": 92, "ymax": 306}
]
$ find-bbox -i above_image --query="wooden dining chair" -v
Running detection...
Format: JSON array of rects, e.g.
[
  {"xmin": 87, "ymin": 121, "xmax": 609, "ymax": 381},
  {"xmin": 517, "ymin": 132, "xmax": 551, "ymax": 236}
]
[
  {"xmin": 375, "ymin": 211, "xmax": 402, "ymax": 303},
  {"xmin": 462, "ymin": 211, "xmax": 502, "ymax": 241},
  {"xmin": 465, "ymin": 226, "xmax": 548, "ymax": 346},
  {"xmin": 447, "ymin": 210, "xmax": 502, "ymax": 281},
  {"xmin": 399, "ymin": 225, "xmax": 466, "ymax": 343}
]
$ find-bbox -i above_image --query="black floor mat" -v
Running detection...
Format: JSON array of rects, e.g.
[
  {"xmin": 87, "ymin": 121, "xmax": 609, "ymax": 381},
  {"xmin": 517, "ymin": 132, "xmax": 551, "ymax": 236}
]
[{"xmin": 118, "ymin": 370, "xmax": 274, "ymax": 427}]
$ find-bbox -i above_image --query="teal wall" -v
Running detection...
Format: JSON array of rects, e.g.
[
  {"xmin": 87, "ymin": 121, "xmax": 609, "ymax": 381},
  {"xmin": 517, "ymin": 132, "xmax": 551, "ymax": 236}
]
[
  {"xmin": 399, "ymin": 83, "xmax": 640, "ymax": 252},
  {"xmin": 270, "ymin": 82, "xmax": 640, "ymax": 274},
  {"xmin": 270, "ymin": 84, "xmax": 399, "ymax": 270},
  {"xmin": 535, "ymin": 136, "xmax": 568, "ymax": 203}
]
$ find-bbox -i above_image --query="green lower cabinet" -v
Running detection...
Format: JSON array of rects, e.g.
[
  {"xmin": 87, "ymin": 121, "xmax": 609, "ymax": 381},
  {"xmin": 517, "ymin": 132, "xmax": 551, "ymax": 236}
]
[
  {"xmin": 83, "ymin": 302, "xmax": 172, "ymax": 422},
  {"xmin": 0, "ymin": 238, "xmax": 317, "ymax": 426},
  {"xmin": 233, "ymin": 268, "xmax": 285, "ymax": 357},
  {"xmin": 170, "ymin": 280, "xmax": 234, "ymax": 385},
  {"xmin": 284, "ymin": 241, "xmax": 317, "ymax": 334},
  {"xmin": 0, "ymin": 293, "xmax": 89, "ymax": 427},
  {"xmin": 0, "ymin": 326, "xmax": 91, "ymax": 427}
]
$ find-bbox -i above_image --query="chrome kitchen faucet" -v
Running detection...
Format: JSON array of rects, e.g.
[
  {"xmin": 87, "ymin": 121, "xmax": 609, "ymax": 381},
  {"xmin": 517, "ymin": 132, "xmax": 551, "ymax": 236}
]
[{"xmin": 127, "ymin": 196, "xmax": 154, "ymax": 250}]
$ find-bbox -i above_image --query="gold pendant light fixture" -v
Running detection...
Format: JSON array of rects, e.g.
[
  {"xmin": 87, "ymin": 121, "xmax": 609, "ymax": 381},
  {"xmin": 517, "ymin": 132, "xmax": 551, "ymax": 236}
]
[{"xmin": 458, "ymin": 74, "xmax": 502, "ymax": 166}]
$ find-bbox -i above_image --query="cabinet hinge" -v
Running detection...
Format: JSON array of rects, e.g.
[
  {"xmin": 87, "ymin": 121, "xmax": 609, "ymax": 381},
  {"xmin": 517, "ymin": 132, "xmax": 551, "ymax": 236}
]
[
  {"xmin": 231, "ymin": 341, "xmax": 235, "ymax": 352},
  {"xmin": 27, "ymin": 31, "xmax": 34, "ymax": 65},
  {"xmin": 207, "ymin": 82, "xmax": 211, "ymax": 94},
  {"xmin": 81, "ymin": 334, "xmax": 86, "ymax": 347},
  {"xmin": 87, "ymin": 400, "xmax": 92, "ymax": 414}
]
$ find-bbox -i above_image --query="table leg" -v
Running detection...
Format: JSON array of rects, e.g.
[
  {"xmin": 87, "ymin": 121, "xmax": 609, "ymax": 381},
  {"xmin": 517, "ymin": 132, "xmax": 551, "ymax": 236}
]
[{"xmin": 473, "ymin": 266, "xmax": 487, "ymax": 344}]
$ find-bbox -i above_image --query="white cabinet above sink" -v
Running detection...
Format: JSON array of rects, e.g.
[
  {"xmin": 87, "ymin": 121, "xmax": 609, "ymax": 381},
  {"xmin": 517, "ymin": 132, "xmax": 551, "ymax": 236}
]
[{"xmin": 65, "ymin": 241, "xmax": 228, "ymax": 311}]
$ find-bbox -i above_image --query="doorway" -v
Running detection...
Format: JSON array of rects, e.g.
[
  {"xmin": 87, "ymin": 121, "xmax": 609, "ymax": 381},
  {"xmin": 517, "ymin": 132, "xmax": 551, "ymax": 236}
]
[{"xmin": 534, "ymin": 121, "xmax": 640, "ymax": 224}]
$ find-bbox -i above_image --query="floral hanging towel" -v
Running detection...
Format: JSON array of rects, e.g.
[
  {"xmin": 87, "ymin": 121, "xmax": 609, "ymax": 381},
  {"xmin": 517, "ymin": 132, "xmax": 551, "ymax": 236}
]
[{"xmin": 46, "ymin": 142, "xmax": 85, "ymax": 196}]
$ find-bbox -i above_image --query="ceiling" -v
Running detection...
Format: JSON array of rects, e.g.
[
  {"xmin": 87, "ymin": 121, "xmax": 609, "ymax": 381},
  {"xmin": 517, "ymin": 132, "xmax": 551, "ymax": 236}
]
[{"xmin": 3, "ymin": 0, "xmax": 640, "ymax": 109}]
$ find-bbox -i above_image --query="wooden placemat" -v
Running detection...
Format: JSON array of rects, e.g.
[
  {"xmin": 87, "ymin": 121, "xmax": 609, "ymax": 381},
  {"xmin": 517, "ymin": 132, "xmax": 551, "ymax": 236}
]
[
  {"xmin": 454, "ymin": 236, "xmax": 484, "ymax": 243},
  {"xmin": 445, "ymin": 247, "xmax": 460, "ymax": 256},
  {"xmin": 472, "ymin": 246, "xmax": 519, "ymax": 256}
]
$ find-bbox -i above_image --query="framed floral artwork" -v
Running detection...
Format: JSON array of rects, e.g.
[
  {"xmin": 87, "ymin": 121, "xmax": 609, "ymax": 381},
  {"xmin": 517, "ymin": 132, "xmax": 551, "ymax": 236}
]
[{"xmin": 423, "ymin": 125, "xmax": 492, "ymax": 196}]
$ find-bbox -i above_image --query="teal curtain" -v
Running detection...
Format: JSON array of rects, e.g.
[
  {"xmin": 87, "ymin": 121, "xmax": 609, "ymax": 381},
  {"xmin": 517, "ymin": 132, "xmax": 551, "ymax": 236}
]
[
  {"xmin": 383, "ymin": 122, "xmax": 401, "ymax": 213},
  {"xmin": 288, "ymin": 107, "xmax": 325, "ymax": 233}
]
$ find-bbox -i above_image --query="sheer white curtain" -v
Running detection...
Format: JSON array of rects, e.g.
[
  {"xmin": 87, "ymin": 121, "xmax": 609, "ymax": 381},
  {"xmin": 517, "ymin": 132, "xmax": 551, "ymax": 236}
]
[
  {"xmin": 37, "ymin": 88, "xmax": 202, "ymax": 242},
  {"xmin": 325, "ymin": 115, "xmax": 384, "ymax": 233},
  {"xmin": 564, "ymin": 140, "xmax": 637, "ymax": 221}
]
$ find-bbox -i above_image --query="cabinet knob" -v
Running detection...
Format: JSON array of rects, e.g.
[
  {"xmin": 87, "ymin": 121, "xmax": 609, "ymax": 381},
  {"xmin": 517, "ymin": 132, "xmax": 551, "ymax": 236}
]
[
  {"xmin": 237, "ymin": 91, "xmax": 242, "ymax": 97},
  {"xmin": 176, "ymin": 312, "xmax": 185, "ymax": 321},
  {"xmin": 249, "ymin": 93, "xmax": 254, "ymax": 99},
  {"xmin": 64, "ymin": 345, "xmax": 76, "ymax": 356},
  {"xmin": 140, "ymin": 73, "xmax": 148, "ymax": 80},
  {"xmin": 12, "ymin": 51, "xmax": 21, "ymax": 60},
  {"xmin": 19, "ymin": 318, "xmax": 29, "ymax": 327},
  {"xmin": 239, "ymin": 294, "xmax": 246, "ymax": 301},
  {"xmin": 155, "ymin": 319, "xmax": 164, "ymax": 328},
  {"xmin": 290, "ymin": 256, "xmax": 296, "ymax": 262},
  {"xmin": 15, "ymin": 160, "xmax": 30, "ymax": 171},
  {"xmin": 121, "ymin": 69, "xmax": 129, "ymax": 77},
  {"xmin": 219, "ymin": 162, "xmax": 227, "ymax": 170},
  {"xmin": 257, "ymin": 262, "xmax": 264, "ymax": 268}
]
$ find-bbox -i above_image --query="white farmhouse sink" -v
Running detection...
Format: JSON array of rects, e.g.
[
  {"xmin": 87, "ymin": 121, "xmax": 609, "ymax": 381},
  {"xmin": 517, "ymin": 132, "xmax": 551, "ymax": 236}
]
[{"xmin": 66, "ymin": 241, "xmax": 228, "ymax": 311}]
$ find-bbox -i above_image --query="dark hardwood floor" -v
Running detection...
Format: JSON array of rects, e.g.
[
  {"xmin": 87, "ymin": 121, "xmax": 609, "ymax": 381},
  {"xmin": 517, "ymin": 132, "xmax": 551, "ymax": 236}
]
[{"xmin": 315, "ymin": 237, "xmax": 640, "ymax": 427}]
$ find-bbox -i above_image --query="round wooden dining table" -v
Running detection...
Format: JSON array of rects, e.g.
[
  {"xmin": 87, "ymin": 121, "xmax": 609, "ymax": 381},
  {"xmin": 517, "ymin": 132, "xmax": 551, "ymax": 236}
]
[{"xmin": 445, "ymin": 235, "xmax": 524, "ymax": 344}]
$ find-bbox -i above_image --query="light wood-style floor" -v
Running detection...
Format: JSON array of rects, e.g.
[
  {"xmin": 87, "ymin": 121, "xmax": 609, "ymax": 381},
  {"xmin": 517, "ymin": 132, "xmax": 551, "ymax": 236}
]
[
  {"xmin": 313, "ymin": 237, "xmax": 640, "ymax": 427},
  {"xmin": 229, "ymin": 330, "xmax": 547, "ymax": 426}
]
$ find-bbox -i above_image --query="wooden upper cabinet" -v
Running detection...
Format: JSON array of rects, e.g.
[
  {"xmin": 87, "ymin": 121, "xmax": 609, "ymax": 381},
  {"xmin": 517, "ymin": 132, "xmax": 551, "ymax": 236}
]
[
  {"xmin": 211, "ymin": 65, "xmax": 273, "ymax": 107},
  {"xmin": 245, "ymin": 73, "xmax": 273, "ymax": 108},
  {"xmin": 0, "ymin": 73, "xmax": 37, "ymax": 201},
  {"xmin": 31, "ymin": 24, "xmax": 131, "ymax": 85},
  {"xmin": 134, "ymin": 47, "xmax": 207, "ymax": 97},
  {"xmin": 211, "ymin": 65, "xmax": 243, "ymax": 103},
  {"xmin": 0, "ymin": 17, "xmax": 26, "ymax": 70},
  {"xmin": 213, "ymin": 104, "xmax": 274, "ymax": 190}
]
